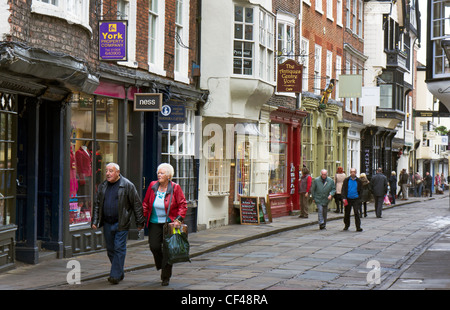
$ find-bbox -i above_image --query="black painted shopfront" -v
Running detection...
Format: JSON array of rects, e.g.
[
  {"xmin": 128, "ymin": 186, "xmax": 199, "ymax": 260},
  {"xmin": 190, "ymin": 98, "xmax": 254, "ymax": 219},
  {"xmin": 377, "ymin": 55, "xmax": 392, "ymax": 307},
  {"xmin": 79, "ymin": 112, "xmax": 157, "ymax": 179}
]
[
  {"xmin": 361, "ymin": 126, "xmax": 396, "ymax": 178},
  {"xmin": 0, "ymin": 42, "xmax": 204, "ymax": 270}
]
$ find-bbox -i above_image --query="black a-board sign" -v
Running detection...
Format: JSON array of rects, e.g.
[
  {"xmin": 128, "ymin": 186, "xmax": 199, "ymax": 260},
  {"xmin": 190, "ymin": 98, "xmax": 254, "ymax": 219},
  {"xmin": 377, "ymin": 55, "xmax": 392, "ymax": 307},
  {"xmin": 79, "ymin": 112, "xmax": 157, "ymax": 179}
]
[{"xmin": 239, "ymin": 196, "xmax": 272, "ymax": 225}]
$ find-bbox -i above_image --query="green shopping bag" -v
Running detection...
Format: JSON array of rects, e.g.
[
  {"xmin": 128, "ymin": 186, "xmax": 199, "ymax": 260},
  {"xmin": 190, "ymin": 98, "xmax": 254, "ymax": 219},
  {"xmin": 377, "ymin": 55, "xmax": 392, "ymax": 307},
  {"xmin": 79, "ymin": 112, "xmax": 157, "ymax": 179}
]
[{"xmin": 163, "ymin": 227, "xmax": 191, "ymax": 265}]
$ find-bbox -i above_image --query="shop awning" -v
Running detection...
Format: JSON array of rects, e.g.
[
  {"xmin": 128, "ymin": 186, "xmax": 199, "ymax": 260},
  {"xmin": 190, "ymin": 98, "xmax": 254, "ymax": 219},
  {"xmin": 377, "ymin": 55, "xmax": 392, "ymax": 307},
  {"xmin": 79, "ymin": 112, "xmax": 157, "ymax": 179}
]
[{"xmin": 0, "ymin": 41, "xmax": 99, "ymax": 95}]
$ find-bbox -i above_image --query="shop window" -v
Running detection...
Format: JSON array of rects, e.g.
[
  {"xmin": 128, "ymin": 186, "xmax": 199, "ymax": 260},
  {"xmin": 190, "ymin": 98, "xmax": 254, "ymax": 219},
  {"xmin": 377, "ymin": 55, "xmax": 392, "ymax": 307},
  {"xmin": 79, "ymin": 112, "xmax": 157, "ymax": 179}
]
[
  {"xmin": 0, "ymin": 93, "xmax": 17, "ymax": 227},
  {"xmin": 269, "ymin": 123, "xmax": 287, "ymax": 194},
  {"xmin": 161, "ymin": 109, "xmax": 197, "ymax": 201},
  {"xmin": 302, "ymin": 112, "xmax": 314, "ymax": 175},
  {"xmin": 324, "ymin": 117, "xmax": 334, "ymax": 174},
  {"xmin": 69, "ymin": 93, "xmax": 119, "ymax": 227},
  {"xmin": 207, "ymin": 159, "xmax": 230, "ymax": 194}
]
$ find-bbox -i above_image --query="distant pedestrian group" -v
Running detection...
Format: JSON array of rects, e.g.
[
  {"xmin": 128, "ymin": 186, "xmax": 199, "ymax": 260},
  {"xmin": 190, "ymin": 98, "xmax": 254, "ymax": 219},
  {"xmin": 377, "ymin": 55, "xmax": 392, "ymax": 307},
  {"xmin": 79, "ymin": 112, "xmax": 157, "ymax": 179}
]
[
  {"xmin": 302, "ymin": 167, "xmax": 396, "ymax": 232},
  {"xmin": 301, "ymin": 166, "xmax": 443, "ymax": 231}
]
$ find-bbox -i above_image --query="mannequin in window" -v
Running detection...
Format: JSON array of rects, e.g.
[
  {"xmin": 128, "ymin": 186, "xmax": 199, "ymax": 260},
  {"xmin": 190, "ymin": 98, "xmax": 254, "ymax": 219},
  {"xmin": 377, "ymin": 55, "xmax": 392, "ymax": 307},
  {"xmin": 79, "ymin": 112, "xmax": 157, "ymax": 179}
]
[
  {"xmin": 75, "ymin": 141, "xmax": 92, "ymax": 197},
  {"xmin": 70, "ymin": 145, "xmax": 78, "ymax": 198}
]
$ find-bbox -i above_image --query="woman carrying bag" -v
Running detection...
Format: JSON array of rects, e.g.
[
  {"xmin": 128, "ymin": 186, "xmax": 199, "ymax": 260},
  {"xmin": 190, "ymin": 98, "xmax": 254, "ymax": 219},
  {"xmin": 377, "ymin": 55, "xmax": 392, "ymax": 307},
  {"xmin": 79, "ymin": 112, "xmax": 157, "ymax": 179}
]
[{"xmin": 143, "ymin": 163, "xmax": 187, "ymax": 286}]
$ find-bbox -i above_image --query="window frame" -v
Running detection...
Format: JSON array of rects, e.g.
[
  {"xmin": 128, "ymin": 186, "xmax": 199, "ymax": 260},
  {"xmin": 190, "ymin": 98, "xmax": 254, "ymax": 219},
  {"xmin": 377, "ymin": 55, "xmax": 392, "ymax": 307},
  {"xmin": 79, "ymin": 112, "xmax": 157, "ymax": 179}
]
[{"xmin": 31, "ymin": 0, "xmax": 91, "ymax": 33}]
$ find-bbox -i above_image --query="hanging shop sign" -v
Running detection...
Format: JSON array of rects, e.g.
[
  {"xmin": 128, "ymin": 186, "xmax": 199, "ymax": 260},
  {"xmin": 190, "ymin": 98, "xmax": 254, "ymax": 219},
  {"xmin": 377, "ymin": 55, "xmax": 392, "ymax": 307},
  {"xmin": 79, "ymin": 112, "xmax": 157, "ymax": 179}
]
[
  {"xmin": 99, "ymin": 20, "xmax": 128, "ymax": 61},
  {"xmin": 277, "ymin": 59, "xmax": 303, "ymax": 93},
  {"xmin": 159, "ymin": 102, "xmax": 186, "ymax": 125},
  {"xmin": 134, "ymin": 93, "xmax": 163, "ymax": 111},
  {"xmin": 338, "ymin": 75, "xmax": 362, "ymax": 98}
]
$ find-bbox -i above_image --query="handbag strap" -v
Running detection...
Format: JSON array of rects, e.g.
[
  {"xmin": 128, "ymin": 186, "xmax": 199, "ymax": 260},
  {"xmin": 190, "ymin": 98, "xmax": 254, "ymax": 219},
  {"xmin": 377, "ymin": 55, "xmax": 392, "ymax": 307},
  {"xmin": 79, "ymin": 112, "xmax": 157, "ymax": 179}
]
[{"xmin": 165, "ymin": 181, "xmax": 174, "ymax": 224}]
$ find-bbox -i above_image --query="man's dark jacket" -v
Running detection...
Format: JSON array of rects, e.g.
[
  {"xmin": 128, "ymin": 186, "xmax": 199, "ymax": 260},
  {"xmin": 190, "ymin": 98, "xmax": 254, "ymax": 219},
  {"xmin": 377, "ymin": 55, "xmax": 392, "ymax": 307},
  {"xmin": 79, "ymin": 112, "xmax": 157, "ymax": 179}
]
[
  {"xmin": 92, "ymin": 175, "xmax": 145, "ymax": 231},
  {"xmin": 370, "ymin": 172, "xmax": 388, "ymax": 197}
]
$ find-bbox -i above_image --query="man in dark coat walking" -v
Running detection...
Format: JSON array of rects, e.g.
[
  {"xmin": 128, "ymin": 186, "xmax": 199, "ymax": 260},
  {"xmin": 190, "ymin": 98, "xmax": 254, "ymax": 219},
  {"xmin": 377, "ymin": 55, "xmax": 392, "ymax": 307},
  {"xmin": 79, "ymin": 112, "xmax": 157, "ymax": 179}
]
[{"xmin": 370, "ymin": 168, "xmax": 388, "ymax": 218}]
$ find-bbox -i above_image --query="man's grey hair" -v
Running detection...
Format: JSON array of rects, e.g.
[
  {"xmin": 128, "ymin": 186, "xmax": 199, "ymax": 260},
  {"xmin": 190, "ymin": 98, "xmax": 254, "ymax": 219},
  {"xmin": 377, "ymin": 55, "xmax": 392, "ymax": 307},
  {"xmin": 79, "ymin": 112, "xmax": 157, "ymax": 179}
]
[{"xmin": 106, "ymin": 162, "xmax": 120, "ymax": 171}]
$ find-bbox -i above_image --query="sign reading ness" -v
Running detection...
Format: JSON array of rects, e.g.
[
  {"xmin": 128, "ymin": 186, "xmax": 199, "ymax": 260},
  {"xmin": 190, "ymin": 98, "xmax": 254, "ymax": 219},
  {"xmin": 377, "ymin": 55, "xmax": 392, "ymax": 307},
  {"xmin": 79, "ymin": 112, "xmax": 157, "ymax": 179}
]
[
  {"xmin": 99, "ymin": 20, "xmax": 128, "ymax": 61},
  {"xmin": 134, "ymin": 93, "xmax": 163, "ymax": 112}
]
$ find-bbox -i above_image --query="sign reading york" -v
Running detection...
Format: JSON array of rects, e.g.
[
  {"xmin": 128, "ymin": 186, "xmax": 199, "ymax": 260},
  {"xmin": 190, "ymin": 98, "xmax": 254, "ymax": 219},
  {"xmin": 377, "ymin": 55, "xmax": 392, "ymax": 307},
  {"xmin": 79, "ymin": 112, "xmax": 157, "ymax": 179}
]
[{"xmin": 99, "ymin": 21, "xmax": 127, "ymax": 61}]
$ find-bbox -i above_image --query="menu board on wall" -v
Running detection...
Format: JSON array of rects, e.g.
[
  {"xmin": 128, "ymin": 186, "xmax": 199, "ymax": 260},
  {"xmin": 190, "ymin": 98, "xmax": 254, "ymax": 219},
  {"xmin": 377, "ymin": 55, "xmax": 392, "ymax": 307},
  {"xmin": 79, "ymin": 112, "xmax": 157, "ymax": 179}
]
[{"xmin": 239, "ymin": 196, "xmax": 259, "ymax": 225}]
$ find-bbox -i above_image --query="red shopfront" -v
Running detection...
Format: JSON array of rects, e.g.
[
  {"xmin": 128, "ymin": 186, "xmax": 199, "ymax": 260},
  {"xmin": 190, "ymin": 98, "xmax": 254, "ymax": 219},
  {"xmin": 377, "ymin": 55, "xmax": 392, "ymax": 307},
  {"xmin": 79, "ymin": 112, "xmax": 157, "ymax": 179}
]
[{"xmin": 268, "ymin": 108, "xmax": 308, "ymax": 217}]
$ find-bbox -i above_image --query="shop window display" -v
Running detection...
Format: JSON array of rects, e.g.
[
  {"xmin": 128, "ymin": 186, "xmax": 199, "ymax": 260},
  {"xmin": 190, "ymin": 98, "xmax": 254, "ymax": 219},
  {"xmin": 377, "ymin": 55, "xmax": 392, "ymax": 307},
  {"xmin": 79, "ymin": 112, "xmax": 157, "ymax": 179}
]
[
  {"xmin": 69, "ymin": 93, "xmax": 118, "ymax": 226},
  {"xmin": 269, "ymin": 123, "xmax": 287, "ymax": 194},
  {"xmin": 0, "ymin": 93, "xmax": 16, "ymax": 227}
]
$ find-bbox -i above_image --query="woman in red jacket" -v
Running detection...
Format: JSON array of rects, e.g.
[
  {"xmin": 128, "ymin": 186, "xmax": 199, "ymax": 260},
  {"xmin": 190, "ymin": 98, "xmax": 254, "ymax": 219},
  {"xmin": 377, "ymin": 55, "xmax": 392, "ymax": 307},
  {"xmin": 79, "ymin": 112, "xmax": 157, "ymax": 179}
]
[{"xmin": 142, "ymin": 163, "xmax": 187, "ymax": 286}]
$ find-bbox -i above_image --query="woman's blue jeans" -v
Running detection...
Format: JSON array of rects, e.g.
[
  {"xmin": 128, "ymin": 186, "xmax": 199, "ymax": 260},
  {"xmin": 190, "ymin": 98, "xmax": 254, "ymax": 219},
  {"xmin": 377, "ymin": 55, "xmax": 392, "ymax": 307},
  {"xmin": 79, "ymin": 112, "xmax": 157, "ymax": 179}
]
[{"xmin": 103, "ymin": 222, "xmax": 129, "ymax": 280}]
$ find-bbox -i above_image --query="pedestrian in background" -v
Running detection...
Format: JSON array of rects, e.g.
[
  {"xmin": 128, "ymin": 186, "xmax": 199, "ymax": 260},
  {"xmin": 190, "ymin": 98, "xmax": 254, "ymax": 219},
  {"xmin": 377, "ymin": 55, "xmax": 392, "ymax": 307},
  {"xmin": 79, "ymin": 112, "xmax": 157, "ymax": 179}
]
[
  {"xmin": 413, "ymin": 172, "xmax": 423, "ymax": 197},
  {"xmin": 424, "ymin": 172, "xmax": 432, "ymax": 197},
  {"xmin": 341, "ymin": 168, "xmax": 363, "ymax": 232},
  {"xmin": 370, "ymin": 168, "xmax": 388, "ymax": 218},
  {"xmin": 143, "ymin": 163, "xmax": 187, "ymax": 286},
  {"xmin": 91, "ymin": 163, "xmax": 145, "ymax": 285},
  {"xmin": 334, "ymin": 167, "xmax": 346, "ymax": 214},
  {"xmin": 398, "ymin": 169, "xmax": 409, "ymax": 200},
  {"xmin": 310, "ymin": 169, "xmax": 336, "ymax": 230},
  {"xmin": 298, "ymin": 166, "xmax": 312, "ymax": 219},
  {"xmin": 389, "ymin": 171, "xmax": 397, "ymax": 205},
  {"xmin": 435, "ymin": 173, "xmax": 442, "ymax": 194},
  {"xmin": 359, "ymin": 173, "xmax": 371, "ymax": 217}
]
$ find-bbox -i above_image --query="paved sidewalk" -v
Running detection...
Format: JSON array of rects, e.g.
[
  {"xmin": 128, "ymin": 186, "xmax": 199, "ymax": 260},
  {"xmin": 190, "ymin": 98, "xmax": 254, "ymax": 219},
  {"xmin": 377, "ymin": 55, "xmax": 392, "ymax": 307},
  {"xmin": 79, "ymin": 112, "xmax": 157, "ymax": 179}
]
[{"xmin": 0, "ymin": 194, "xmax": 446, "ymax": 290}]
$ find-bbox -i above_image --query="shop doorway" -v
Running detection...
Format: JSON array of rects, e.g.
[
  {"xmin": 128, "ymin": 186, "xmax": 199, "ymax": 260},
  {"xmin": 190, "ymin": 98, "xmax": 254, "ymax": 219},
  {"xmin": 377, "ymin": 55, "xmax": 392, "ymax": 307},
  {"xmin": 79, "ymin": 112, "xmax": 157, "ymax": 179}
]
[{"xmin": 16, "ymin": 98, "xmax": 63, "ymax": 263}]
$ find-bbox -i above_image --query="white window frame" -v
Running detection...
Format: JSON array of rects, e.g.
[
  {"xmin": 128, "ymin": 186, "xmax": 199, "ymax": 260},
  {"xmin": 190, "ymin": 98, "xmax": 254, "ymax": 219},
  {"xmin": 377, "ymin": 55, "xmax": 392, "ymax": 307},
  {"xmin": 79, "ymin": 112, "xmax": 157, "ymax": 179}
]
[
  {"xmin": 300, "ymin": 37, "xmax": 309, "ymax": 92},
  {"xmin": 326, "ymin": 0, "xmax": 333, "ymax": 21},
  {"xmin": 259, "ymin": 9, "xmax": 275, "ymax": 83},
  {"xmin": 346, "ymin": 0, "xmax": 351, "ymax": 29},
  {"xmin": 233, "ymin": 5, "xmax": 255, "ymax": 76},
  {"xmin": 174, "ymin": 0, "xmax": 190, "ymax": 84},
  {"xmin": 117, "ymin": 0, "xmax": 130, "ymax": 20},
  {"xmin": 148, "ymin": 0, "xmax": 166, "ymax": 76},
  {"xmin": 358, "ymin": 0, "xmax": 363, "ymax": 37},
  {"xmin": 314, "ymin": 44, "xmax": 322, "ymax": 95},
  {"xmin": 326, "ymin": 50, "xmax": 333, "ymax": 86},
  {"xmin": 335, "ymin": 55, "xmax": 342, "ymax": 99},
  {"xmin": 431, "ymin": 0, "xmax": 450, "ymax": 78},
  {"xmin": 277, "ymin": 14, "xmax": 296, "ymax": 64},
  {"xmin": 336, "ymin": 0, "xmax": 343, "ymax": 27},
  {"xmin": 32, "ymin": 0, "xmax": 91, "ymax": 33},
  {"xmin": 161, "ymin": 109, "xmax": 197, "ymax": 200},
  {"xmin": 315, "ymin": 0, "xmax": 323, "ymax": 14}
]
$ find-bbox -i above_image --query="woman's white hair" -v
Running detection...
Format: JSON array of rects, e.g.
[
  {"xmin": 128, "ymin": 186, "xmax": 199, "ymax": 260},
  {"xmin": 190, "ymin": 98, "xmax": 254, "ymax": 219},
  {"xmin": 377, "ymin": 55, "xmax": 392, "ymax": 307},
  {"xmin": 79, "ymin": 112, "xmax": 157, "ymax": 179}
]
[{"xmin": 157, "ymin": 163, "xmax": 174, "ymax": 179}]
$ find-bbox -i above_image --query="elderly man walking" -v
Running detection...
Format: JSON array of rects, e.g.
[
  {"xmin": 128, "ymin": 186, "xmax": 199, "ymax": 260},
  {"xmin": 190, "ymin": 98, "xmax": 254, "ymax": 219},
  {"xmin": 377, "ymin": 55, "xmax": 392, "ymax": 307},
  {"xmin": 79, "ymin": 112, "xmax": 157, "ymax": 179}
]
[
  {"xmin": 310, "ymin": 169, "xmax": 336, "ymax": 230},
  {"xmin": 92, "ymin": 163, "xmax": 145, "ymax": 284}
]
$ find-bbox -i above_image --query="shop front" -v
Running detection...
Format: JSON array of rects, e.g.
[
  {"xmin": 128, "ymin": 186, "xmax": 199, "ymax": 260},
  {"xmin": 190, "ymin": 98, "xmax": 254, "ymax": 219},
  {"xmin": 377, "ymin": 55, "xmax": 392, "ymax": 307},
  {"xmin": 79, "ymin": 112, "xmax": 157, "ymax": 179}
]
[
  {"xmin": 361, "ymin": 126, "xmax": 396, "ymax": 177},
  {"xmin": 268, "ymin": 107, "xmax": 308, "ymax": 217}
]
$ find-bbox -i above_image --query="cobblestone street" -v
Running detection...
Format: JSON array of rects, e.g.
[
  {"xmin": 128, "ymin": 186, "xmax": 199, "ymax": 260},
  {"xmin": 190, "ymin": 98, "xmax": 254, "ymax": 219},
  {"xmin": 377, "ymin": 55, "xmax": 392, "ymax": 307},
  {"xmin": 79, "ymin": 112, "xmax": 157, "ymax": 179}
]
[{"xmin": 49, "ymin": 195, "xmax": 450, "ymax": 290}]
